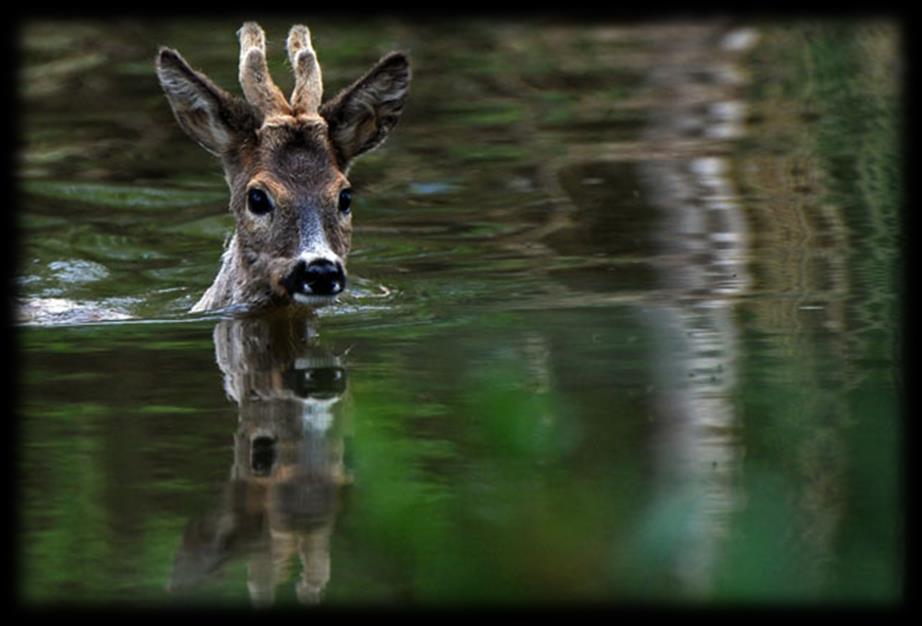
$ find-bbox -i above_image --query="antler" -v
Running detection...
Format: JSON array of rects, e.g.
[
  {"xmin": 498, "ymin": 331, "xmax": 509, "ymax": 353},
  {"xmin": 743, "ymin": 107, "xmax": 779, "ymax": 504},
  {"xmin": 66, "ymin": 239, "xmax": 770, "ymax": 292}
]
[
  {"xmin": 238, "ymin": 22, "xmax": 291, "ymax": 118},
  {"xmin": 286, "ymin": 24, "xmax": 323, "ymax": 115}
]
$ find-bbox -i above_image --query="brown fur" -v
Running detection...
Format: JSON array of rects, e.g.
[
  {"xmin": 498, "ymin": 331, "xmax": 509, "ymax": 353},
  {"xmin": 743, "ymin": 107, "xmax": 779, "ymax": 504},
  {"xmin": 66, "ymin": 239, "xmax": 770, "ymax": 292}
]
[{"xmin": 156, "ymin": 23, "xmax": 411, "ymax": 312}]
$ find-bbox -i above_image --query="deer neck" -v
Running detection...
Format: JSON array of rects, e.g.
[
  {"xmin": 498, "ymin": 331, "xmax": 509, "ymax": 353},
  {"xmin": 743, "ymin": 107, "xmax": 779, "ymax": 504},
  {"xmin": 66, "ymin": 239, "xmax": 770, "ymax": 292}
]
[{"xmin": 191, "ymin": 234, "xmax": 245, "ymax": 313}]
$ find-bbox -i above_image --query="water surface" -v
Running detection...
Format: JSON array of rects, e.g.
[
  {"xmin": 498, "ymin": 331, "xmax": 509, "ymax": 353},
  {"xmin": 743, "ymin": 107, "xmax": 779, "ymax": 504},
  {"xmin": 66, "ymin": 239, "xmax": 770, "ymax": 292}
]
[{"xmin": 16, "ymin": 18, "xmax": 902, "ymax": 607}]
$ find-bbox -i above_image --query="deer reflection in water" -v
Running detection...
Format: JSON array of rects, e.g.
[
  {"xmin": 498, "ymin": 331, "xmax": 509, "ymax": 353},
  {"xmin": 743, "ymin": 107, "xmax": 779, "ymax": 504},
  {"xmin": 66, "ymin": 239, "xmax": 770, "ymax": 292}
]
[{"xmin": 168, "ymin": 310, "xmax": 350, "ymax": 606}]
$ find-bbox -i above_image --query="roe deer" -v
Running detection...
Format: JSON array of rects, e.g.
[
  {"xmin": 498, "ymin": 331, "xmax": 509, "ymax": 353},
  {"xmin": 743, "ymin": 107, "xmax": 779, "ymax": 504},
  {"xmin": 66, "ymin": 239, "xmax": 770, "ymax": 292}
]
[{"xmin": 156, "ymin": 22, "xmax": 411, "ymax": 312}]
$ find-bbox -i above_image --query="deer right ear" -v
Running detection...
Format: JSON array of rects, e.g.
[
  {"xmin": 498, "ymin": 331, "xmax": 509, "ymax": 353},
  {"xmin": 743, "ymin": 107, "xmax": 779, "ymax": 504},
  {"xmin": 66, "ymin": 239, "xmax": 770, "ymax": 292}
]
[{"xmin": 156, "ymin": 48, "xmax": 251, "ymax": 156}]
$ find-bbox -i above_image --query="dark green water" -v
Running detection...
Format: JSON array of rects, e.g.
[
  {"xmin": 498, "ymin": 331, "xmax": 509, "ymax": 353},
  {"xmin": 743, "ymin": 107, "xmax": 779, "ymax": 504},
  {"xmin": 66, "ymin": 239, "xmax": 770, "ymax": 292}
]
[{"xmin": 16, "ymin": 19, "xmax": 902, "ymax": 607}]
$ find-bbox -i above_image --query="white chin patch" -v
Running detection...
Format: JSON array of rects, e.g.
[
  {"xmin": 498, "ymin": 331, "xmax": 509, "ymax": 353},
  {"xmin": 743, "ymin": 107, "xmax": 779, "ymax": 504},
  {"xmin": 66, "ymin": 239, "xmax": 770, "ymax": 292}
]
[{"xmin": 292, "ymin": 292, "xmax": 338, "ymax": 308}]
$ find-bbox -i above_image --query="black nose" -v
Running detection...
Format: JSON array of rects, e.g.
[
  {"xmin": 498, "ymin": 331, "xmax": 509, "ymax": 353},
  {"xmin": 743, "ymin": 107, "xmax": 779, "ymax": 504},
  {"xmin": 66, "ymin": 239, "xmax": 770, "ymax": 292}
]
[
  {"xmin": 284, "ymin": 259, "xmax": 346, "ymax": 297},
  {"xmin": 251, "ymin": 436, "xmax": 276, "ymax": 476}
]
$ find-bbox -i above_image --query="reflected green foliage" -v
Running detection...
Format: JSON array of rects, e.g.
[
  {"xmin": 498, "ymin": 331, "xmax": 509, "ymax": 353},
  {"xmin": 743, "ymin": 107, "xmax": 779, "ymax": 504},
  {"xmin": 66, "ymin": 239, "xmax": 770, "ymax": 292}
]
[
  {"xmin": 712, "ymin": 22, "xmax": 902, "ymax": 604},
  {"xmin": 22, "ymin": 180, "xmax": 225, "ymax": 210}
]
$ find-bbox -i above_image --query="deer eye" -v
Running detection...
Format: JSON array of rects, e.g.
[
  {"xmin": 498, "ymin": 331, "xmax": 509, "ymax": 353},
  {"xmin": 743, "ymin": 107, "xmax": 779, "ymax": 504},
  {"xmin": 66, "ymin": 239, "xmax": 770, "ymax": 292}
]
[
  {"xmin": 247, "ymin": 188, "xmax": 273, "ymax": 215},
  {"xmin": 338, "ymin": 188, "xmax": 352, "ymax": 215}
]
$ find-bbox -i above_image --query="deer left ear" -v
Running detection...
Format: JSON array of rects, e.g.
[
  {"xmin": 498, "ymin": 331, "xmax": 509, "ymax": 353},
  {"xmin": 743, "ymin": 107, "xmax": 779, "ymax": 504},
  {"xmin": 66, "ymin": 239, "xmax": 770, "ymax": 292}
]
[
  {"xmin": 156, "ymin": 47, "xmax": 254, "ymax": 156},
  {"xmin": 320, "ymin": 52, "xmax": 411, "ymax": 168}
]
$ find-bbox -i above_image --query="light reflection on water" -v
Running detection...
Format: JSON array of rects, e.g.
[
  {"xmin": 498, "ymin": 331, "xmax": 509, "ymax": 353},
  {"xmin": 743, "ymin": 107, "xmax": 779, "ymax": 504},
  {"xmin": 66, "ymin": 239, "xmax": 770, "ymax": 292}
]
[{"xmin": 16, "ymin": 18, "xmax": 902, "ymax": 606}]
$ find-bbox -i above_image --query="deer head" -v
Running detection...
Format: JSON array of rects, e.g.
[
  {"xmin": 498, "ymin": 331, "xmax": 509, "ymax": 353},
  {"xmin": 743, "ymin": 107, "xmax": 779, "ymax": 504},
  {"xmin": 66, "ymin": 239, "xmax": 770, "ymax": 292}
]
[{"xmin": 156, "ymin": 22, "xmax": 410, "ymax": 312}]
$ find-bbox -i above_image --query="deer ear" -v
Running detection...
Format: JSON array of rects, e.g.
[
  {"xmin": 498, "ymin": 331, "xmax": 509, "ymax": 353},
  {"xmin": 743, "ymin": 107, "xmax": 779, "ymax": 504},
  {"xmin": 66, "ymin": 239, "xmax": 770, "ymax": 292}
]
[
  {"xmin": 156, "ymin": 47, "xmax": 252, "ymax": 156},
  {"xmin": 320, "ymin": 52, "xmax": 411, "ymax": 168}
]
